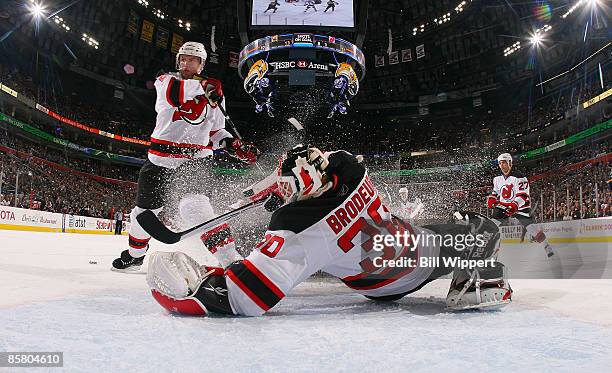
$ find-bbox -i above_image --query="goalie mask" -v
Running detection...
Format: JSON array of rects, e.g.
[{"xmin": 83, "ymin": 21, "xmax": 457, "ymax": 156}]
[{"xmin": 277, "ymin": 145, "xmax": 332, "ymax": 204}]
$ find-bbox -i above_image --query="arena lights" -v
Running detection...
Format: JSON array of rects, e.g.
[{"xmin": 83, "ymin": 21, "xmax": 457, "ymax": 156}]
[
  {"xmin": 529, "ymin": 24, "xmax": 552, "ymax": 46},
  {"xmin": 178, "ymin": 19, "xmax": 191, "ymax": 31},
  {"xmin": 412, "ymin": 0, "xmax": 472, "ymax": 36},
  {"xmin": 53, "ymin": 16, "xmax": 70, "ymax": 31},
  {"xmin": 435, "ymin": 13, "xmax": 451, "ymax": 25},
  {"xmin": 132, "ymin": 0, "xmax": 193, "ymax": 33},
  {"xmin": 538, "ymin": 24, "xmax": 552, "ymax": 33},
  {"xmin": 81, "ymin": 33, "xmax": 99, "ymax": 49},
  {"xmin": 562, "ymin": 0, "xmax": 587, "ymax": 19},
  {"xmin": 455, "ymin": 1, "xmax": 467, "ymax": 13},
  {"xmin": 153, "ymin": 8, "xmax": 166, "ymax": 20},
  {"xmin": 28, "ymin": 1, "xmax": 45, "ymax": 18},
  {"xmin": 503, "ymin": 41, "xmax": 521, "ymax": 57}
]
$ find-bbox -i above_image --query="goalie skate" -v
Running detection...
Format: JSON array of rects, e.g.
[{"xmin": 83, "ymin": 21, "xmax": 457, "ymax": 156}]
[{"xmin": 446, "ymin": 263, "xmax": 512, "ymax": 311}]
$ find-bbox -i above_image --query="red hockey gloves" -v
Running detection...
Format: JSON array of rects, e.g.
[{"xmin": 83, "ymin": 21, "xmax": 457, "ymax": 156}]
[
  {"xmin": 224, "ymin": 138, "xmax": 260, "ymax": 165},
  {"xmin": 487, "ymin": 194, "xmax": 498, "ymax": 209},
  {"xmin": 503, "ymin": 201, "xmax": 519, "ymax": 217},
  {"xmin": 201, "ymin": 77, "xmax": 224, "ymax": 106}
]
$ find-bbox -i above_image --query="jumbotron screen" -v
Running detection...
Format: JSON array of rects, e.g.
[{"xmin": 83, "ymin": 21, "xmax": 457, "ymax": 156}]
[{"xmin": 251, "ymin": 0, "xmax": 355, "ymax": 28}]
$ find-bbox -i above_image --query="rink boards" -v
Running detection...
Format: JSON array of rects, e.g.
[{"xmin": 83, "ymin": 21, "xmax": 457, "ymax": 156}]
[
  {"xmin": 1, "ymin": 205, "xmax": 610, "ymax": 244},
  {"xmin": 0, "ymin": 206, "xmax": 129, "ymax": 235},
  {"xmin": 499, "ymin": 217, "xmax": 612, "ymax": 245}
]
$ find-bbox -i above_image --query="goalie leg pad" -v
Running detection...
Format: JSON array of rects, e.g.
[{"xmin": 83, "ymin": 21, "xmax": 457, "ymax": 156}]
[
  {"xmin": 146, "ymin": 251, "xmax": 206, "ymax": 298},
  {"xmin": 446, "ymin": 262, "xmax": 512, "ymax": 311},
  {"xmin": 178, "ymin": 194, "xmax": 215, "ymax": 228},
  {"xmin": 147, "ymin": 251, "xmax": 234, "ymax": 316},
  {"xmin": 151, "ymin": 289, "xmax": 208, "ymax": 316}
]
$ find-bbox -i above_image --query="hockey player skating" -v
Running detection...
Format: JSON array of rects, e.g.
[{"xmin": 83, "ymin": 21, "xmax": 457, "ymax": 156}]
[
  {"xmin": 146, "ymin": 145, "xmax": 512, "ymax": 316},
  {"xmin": 398, "ymin": 187, "xmax": 424, "ymax": 221},
  {"xmin": 324, "ymin": 0, "xmax": 339, "ymax": 12},
  {"xmin": 304, "ymin": 0, "xmax": 317, "ymax": 12},
  {"xmin": 264, "ymin": 1, "xmax": 280, "ymax": 13},
  {"xmin": 111, "ymin": 41, "xmax": 260, "ymax": 272},
  {"xmin": 487, "ymin": 153, "xmax": 555, "ymax": 257}
]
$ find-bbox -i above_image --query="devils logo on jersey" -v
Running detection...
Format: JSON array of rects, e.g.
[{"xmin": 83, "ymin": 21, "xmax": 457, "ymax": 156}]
[
  {"xmin": 172, "ymin": 96, "xmax": 208, "ymax": 125},
  {"xmin": 501, "ymin": 183, "xmax": 514, "ymax": 200}
]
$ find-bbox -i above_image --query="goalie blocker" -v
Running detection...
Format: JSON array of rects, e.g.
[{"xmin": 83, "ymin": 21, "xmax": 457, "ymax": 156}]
[{"xmin": 147, "ymin": 146, "xmax": 512, "ymax": 316}]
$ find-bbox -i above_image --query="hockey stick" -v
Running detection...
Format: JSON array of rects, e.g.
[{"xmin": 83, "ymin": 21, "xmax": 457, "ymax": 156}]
[
  {"xmin": 137, "ymin": 198, "xmax": 267, "ymax": 244},
  {"xmin": 495, "ymin": 205, "xmax": 530, "ymax": 217},
  {"xmin": 200, "ymin": 75, "xmax": 265, "ymax": 174},
  {"xmin": 217, "ymin": 103, "xmax": 266, "ymax": 175}
]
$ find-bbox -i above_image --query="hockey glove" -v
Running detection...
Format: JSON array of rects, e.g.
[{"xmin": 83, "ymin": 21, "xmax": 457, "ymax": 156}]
[
  {"xmin": 201, "ymin": 77, "xmax": 224, "ymax": 106},
  {"xmin": 223, "ymin": 138, "xmax": 260, "ymax": 165},
  {"xmin": 487, "ymin": 194, "xmax": 498, "ymax": 209},
  {"xmin": 502, "ymin": 201, "xmax": 519, "ymax": 217}
]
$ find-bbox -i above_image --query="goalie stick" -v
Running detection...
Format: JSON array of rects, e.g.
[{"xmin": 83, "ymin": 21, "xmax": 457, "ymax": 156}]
[{"xmin": 137, "ymin": 198, "xmax": 267, "ymax": 244}]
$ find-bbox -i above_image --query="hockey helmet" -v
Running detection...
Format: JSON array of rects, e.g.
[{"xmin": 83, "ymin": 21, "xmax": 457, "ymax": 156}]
[
  {"xmin": 399, "ymin": 187, "xmax": 409, "ymax": 200},
  {"xmin": 277, "ymin": 144, "xmax": 332, "ymax": 203},
  {"xmin": 176, "ymin": 41, "xmax": 207, "ymax": 74},
  {"xmin": 497, "ymin": 153, "xmax": 512, "ymax": 165}
]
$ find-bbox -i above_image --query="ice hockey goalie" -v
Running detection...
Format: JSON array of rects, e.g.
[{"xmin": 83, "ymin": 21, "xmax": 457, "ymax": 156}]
[{"xmin": 146, "ymin": 145, "xmax": 512, "ymax": 316}]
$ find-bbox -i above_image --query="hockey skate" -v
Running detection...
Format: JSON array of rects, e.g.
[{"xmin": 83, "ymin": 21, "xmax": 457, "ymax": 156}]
[
  {"xmin": 543, "ymin": 243, "xmax": 555, "ymax": 258},
  {"xmin": 111, "ymin": 249, "xmax": 146, "ymax": 272},
  {"xmin": 446, "ymin": 263, "xmax": 512, "ymax": 311}
]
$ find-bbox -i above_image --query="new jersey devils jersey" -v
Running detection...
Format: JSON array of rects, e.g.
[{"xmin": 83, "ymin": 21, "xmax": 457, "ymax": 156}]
[
  {"xmin": 149, "ymin": 73, "xmax": 232, "ymax": 169},
  {"xmin": 491, "ymin": 171, "xmax": 531, "ymax": 213},
  {"xmin": 400, "ymin": 198, "xmax": 424, "ymax": 220},
  {"xmin": 225, "ymin": 151, "xmax": 440, "ymax": 316}
]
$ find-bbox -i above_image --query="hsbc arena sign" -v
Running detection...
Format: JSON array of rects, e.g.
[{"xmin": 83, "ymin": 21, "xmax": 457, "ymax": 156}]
[{"xmin": 268, "ymin": 60, "xmax": 330, "ymax": 72}]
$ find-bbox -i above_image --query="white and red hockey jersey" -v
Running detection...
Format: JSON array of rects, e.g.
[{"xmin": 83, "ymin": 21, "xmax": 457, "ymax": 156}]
[
  {"xmin": 400, "ymin": 198, "xmax": 424, "ymax": 220},
  {"xmin": 491, "ymin": 171, "xmax": 531, "ymax": 213},
  {"xmin": 149, "ymin": 73, "xmax": 232, "ymax": 169},
  {"xmin": 224, "ymin": 151, "xmax": 440, "ymax": 316}
]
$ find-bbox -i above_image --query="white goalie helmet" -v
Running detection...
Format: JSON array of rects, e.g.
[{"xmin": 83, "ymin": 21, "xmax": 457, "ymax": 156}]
[
  {"xmin": 497, "ymin": 153, "xmax": 512, "ymax": 165},
  {"xmin": 175, "ymin": 41, "xmax": 207, "ymax": 74},
  {"xmin": 399, "ymin": 187, "xmax": 408, "ymax": 200}
]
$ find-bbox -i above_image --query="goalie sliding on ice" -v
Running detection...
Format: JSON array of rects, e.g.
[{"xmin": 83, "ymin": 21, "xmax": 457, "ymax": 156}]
[{"xmin": 146, "ymin": 145, "xmax": 512, "ymax": 316}]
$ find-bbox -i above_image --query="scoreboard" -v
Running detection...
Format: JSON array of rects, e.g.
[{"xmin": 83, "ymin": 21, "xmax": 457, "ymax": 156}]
[{"xmin": 238, "ymin": 33, "xmax": 365, "ymax": 79}]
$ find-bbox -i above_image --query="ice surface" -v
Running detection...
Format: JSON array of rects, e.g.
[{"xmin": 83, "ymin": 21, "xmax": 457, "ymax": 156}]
[
  {"xmin": 251, "ymin": 0, "xmax": 355, "ymax": 28},
  {"xmin": 1, "ymin": 230, "xmax": 612, "ymax": 372}
]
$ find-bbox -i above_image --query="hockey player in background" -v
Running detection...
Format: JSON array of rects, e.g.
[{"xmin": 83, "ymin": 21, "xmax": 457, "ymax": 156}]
[
  {"xmin": 304, "ymin": 0, "xmax": 317, "ymax": 12},
  {"xmin": 111, "ymin": 41, "xmax": 260, "ymax": 272},
  {"xmin": 487, "ymin": 153, "xmax": 554, "ymax": 257},
  {"xmin": 398, "ymin": 187, "xmax": 424, "ymax": 221},
  {"xmin": 324, "ymin": 0, "xmax": 339, "ymax": 12},
  {"xmin": 145, "ymin": 145, "xmax": 512, "ymax": 317},
  {"xmin": 264, "ymin": 1, "xmax": 280, "ymax": 13}
]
